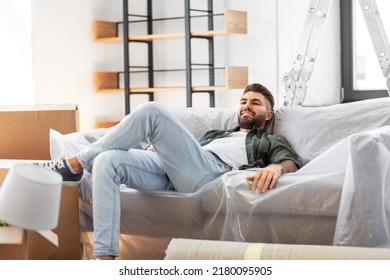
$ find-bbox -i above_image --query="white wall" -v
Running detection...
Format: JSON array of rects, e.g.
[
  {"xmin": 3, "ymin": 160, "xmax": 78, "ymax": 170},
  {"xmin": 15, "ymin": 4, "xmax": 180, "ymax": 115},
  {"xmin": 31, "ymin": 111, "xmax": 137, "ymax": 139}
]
[
  {"xmin": 31, "ymin": 0, "xmax": 341, "ymax": 131},
  {"xmin": 0, "ymin": 0, "xmax": 34, "ymax": 105},
  {"xmin": 32, "ymin": 0, "xmax": 123, "ymax": 131}
]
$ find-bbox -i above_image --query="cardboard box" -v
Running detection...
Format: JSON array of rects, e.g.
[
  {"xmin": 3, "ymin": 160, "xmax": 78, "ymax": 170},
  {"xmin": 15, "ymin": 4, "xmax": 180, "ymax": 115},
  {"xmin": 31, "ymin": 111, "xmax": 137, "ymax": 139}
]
[
  {"xmin": 0, "ymin": 227, "xmax": 27, "ymax": 260},
  {"xmin": 0, "ymin": 105, "xmax": 81, "ymax": 259},
  {"xmin": 0, "ymin": 168, "xmax": 82, "ymax": 260},
  {"xmin": 0, "ymin": 104, "xmax": 79, "ymax": 160}
]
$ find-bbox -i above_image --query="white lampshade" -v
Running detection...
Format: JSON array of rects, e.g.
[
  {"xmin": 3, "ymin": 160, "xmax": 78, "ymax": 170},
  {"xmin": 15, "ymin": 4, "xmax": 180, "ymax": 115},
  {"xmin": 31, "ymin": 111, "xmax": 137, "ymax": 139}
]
[{"xmin": 0, "ymin": 163, "xmax": 62, "ymax": 230}]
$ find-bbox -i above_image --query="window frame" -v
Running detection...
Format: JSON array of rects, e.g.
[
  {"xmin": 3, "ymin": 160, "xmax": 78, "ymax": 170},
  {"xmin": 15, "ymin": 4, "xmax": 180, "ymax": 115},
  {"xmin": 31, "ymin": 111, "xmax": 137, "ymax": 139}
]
[{"xmin": 340, "ymin": 0, "xmax": 388, "ymax": 102}]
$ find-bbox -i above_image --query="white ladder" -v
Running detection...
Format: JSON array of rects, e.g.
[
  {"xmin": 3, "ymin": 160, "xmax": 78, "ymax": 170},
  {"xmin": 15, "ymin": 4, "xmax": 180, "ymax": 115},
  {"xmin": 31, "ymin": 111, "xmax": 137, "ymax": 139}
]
[{"xmin": 282, "ymin": 0, "xmax": 390, "ymax": 107}]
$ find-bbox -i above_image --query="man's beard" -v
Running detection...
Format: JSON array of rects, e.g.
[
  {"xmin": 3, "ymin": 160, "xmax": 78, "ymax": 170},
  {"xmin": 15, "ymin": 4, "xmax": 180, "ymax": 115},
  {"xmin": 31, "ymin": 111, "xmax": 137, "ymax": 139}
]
[{"xmin": 238, "ymin": 113, "xmax": 266, "ymax": 129}]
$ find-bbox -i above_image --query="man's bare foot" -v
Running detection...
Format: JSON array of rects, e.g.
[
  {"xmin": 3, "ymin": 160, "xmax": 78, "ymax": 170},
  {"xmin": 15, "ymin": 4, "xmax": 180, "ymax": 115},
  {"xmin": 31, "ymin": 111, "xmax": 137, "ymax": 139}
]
[{"xmin": 68, "ymin": 156, "xmax": 83, "ymax": 174}]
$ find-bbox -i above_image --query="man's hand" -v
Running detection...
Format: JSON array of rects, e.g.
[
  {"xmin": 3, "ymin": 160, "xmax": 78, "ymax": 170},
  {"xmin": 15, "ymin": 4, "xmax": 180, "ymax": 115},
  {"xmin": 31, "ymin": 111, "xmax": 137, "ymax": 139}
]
[
  {"xmin": 247, "ymin": 164, "xmax": 281, "ymax": 193},
  {"xmin": 247, "ymin": 160, "xmax": 298, "ymax": 193}
]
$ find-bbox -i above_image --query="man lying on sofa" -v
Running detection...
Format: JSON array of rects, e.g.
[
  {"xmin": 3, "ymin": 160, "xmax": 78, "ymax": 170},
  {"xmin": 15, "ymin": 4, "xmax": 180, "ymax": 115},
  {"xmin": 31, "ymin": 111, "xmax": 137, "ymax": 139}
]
[{"xmin": 37, "ymin": 83, "xmax": 301, "ymax": 260}]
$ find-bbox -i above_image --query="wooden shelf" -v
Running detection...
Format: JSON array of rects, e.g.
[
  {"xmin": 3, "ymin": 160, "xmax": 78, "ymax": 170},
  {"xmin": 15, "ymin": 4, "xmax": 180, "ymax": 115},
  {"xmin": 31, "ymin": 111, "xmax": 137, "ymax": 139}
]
[
  {"xmin": 95, "ymin": 121, "xmax": 120, "ymax": 128},
  {"xmin": 94, "ymin": 5, "xmax": 247, "ymax": 126},
  {"xmin": 94, "ymin": 10, "xmax": 247, "ymax": 42},
  {"xmin": 95, "ymin": 66, "xmax": 248, "ymax": 94}
]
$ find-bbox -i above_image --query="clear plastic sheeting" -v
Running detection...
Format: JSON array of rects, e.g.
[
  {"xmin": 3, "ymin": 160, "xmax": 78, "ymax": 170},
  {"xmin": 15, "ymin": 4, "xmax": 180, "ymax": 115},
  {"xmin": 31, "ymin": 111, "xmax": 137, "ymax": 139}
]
[
  {"xmin": 50, "ymin": 98, "xmax": 390, "ymax": 259},
  {"xmin": 334, "ymin": 126, "xmax": 390, "ymax": 247}
]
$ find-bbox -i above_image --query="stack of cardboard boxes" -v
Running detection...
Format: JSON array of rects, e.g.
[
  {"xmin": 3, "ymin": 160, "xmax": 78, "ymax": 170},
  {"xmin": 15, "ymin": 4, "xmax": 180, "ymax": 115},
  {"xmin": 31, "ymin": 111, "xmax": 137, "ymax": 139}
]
[{"xmin": 0, "ymin": 104, "xmax": 82, "ymax": 260}]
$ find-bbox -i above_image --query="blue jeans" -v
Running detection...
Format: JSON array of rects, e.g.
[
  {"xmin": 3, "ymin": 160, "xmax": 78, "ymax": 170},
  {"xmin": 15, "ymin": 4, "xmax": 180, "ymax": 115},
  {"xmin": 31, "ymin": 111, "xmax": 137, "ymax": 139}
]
[{"xmin": 77, "ymin": 102, "xmax": 232, "ymax": 257}]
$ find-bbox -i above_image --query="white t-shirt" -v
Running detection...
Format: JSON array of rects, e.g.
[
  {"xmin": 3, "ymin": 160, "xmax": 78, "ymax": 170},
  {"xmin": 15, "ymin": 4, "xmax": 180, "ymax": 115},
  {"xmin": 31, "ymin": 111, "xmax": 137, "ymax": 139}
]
[{"xmin": 202, "ymin": 131, "xmax": 248, "ymax": 169}]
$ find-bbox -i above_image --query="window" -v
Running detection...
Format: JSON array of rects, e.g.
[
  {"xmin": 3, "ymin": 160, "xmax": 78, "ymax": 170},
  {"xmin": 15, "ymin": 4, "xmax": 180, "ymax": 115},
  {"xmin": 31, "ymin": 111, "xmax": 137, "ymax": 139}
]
[
  {"xmin": 340, "ymin": 0, "xmax": 389, "ymax": 102},
  {"xmin": 0, "ymin": 0, "xmax": 34, "ymax": 105}
]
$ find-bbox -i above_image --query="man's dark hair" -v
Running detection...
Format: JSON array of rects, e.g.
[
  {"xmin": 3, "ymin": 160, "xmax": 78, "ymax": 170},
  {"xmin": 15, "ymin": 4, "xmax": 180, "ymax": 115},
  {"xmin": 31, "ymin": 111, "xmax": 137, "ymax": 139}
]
[{"xmin": 243, "ymin": 83, "xmax": 275, "ymax": 110}]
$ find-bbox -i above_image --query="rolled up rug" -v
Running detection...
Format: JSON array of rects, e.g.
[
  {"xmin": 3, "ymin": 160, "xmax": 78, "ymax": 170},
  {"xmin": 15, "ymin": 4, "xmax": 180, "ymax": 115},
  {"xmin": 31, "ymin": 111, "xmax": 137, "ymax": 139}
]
[{"xmin": 164, "ymin": 239, "xmax": 390, "ymax": 260}]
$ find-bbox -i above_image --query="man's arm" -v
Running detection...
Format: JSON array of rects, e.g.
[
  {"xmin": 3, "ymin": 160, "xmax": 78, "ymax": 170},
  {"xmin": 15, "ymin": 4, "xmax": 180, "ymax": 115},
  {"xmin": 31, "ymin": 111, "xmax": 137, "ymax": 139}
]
[{"xmin": 247, "ymin": 160, "xmax": 298, "ymax": 193}]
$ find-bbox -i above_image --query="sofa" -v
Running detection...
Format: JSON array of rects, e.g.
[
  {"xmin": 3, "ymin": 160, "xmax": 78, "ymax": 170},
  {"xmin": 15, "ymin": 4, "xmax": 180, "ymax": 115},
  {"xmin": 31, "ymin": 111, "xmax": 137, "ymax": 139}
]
[{"xmin": 50, "ymin": 97, "xmax": 390, "ymax": 259}]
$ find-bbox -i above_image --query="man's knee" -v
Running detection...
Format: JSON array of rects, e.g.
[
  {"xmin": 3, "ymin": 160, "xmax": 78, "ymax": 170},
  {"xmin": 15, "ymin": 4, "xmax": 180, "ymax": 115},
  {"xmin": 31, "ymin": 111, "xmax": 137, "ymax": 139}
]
[
  {"xmin": 93, "ymin": 150, "xmax": 122, "ymax": 172},
  {"xmin": 137, "ymin": 102, "xmax": 167, "ymax": 117}
]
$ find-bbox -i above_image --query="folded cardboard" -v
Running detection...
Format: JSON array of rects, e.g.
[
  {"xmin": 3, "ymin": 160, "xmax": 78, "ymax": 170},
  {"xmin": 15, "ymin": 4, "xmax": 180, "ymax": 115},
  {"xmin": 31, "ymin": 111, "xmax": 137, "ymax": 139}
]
[
  {"xmin": 0, "ymin": 104, "xmax": 79, "ymax": 160},
  {"xmin": 0, "ymin": 168, "xmax": 82, "ymax": 260},
  {"xmin": 0, "ymin": 104, "xmax": 81, "ymax": 259}
]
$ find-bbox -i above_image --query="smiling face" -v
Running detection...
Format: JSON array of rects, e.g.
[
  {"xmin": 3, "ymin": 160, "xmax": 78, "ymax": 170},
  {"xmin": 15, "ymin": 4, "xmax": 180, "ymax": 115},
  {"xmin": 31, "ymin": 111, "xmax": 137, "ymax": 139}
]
[{"xmin": 238, "ymin": 91, "xmax": 273, "ymax": 131}]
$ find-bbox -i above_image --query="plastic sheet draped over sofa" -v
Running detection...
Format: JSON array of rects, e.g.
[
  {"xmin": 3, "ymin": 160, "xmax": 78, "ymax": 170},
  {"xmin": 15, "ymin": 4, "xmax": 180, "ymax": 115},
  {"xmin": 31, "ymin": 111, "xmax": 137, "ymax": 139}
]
[{"xmin": 51, "ymin": 98, "xmax": 390, "ymax": 259}]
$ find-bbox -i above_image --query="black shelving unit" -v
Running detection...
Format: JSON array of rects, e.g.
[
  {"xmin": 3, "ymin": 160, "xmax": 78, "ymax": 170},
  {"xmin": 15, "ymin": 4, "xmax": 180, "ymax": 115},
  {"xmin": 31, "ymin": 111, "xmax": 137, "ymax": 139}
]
[
  {"xmin": 122, "ymin": 0, "xmax": 218, "ymax": 114},
  {"xmin": 184, "ymin": 0, "xmax": 216, "ymax": 107},
  {"xmin": 123, "ymin": 0, "xmax": 154, "ymax": 115}
]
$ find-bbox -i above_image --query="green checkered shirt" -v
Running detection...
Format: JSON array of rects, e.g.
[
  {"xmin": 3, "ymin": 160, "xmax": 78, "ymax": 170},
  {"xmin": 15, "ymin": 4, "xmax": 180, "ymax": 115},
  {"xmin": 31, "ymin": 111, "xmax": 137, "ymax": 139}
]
[{"xmin": 198, "ymin": 126, "xmax": 301, "ymax": 169}]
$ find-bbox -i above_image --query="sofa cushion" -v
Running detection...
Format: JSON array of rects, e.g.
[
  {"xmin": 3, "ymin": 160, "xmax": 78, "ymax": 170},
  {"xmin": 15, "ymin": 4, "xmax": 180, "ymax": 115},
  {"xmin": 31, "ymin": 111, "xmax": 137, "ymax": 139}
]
[
  {"xmin": 168, "ymin": 107, "xmax": 238, "ymax": 139},
  {"xmin": 273, "ymin": 97, "xmax": 390, "ymax": 165},
  {"xmin": 51, "ymin": 98, "xmax": 390, "ymax": 166}
]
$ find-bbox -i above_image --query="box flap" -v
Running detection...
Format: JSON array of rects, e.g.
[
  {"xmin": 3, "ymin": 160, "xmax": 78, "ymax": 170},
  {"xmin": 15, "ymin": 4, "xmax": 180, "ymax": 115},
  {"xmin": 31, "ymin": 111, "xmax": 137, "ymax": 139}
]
[
  {"xmin": 0, "ymin": 227, "xmax": 24, "ymax": 244},
  {"xmin": 0, "ymin": 104, "xmax": 79, "ymax": 159},
  {"xmin": 0, "ymin": 104, "xmax": 78, "ymax": 112}
]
